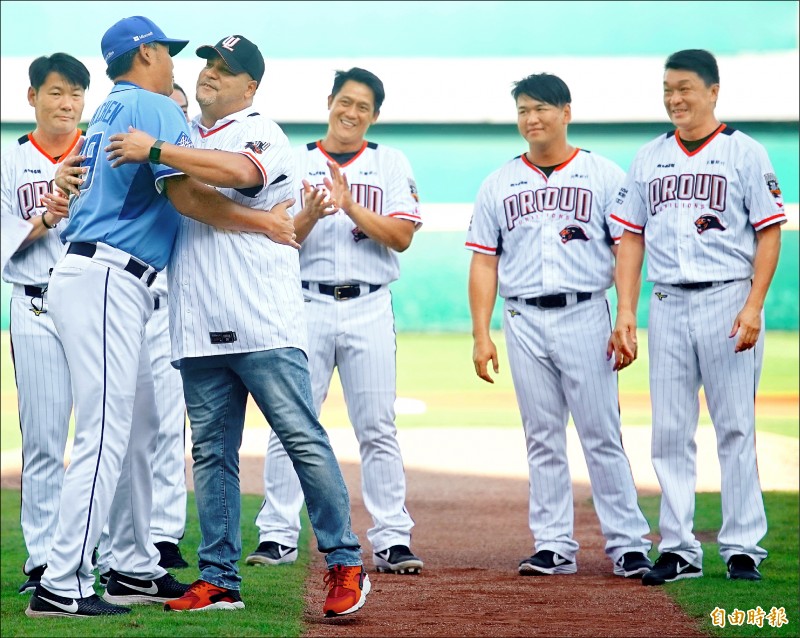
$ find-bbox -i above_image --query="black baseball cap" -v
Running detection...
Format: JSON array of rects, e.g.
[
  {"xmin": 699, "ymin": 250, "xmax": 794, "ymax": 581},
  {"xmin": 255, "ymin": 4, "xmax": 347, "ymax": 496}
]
[{"xmin": 196, "ymin": 35, "xmax": 264, "ymax": 84}]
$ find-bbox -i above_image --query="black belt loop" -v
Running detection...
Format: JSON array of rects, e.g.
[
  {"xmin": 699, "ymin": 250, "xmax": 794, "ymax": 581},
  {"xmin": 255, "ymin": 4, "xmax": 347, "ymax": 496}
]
[
  {"xmin": 674, "ymin": 280, "xmax": 734, "ymax": 290},
  {"xmin": 302, "ymin": 281, "xmax": 382, "ymax": 301},
  {"xmin": 67, "ymin": 242, "xmax": 157, "ymax": 288},
  {"xmin": 24, "ymin": 285, "xmax": 46, "ymax": 297},
  {"xmin": 153, "ymin": 296, "xmax": 161, "ymax": 311},
  {"xmin": 508, "ymin": 292, "xmax": 593, "ymax": 309}
]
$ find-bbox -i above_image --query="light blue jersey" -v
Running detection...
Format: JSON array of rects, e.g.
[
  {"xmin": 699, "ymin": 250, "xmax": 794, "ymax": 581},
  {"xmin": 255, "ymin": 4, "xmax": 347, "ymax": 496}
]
[{"xmin": 62, "ymin": 81, "xmax": 192, "ymax": 270}]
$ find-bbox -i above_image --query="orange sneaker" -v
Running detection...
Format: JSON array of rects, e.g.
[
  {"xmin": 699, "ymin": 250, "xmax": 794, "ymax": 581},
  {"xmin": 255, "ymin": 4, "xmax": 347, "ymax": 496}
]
[
  {"xmin": 163, "ymin": 579, "xmax": 244, "ymax": 611},
  {"xmin": 322, "ymin": 564, "xmax": 371, "ymax": 617}
]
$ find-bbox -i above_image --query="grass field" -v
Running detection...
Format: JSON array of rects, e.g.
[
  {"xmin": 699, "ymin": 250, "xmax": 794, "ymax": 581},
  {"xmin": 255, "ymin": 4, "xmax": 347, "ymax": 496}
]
[{"xmin": 2, "ymin": 330, "xmax": 797, "ymax": 451}]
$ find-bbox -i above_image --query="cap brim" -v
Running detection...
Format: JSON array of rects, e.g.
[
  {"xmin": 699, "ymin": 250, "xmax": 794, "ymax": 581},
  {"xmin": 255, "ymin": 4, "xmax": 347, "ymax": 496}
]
[
  {"xmin": 196, "ymin": 44, "xmax": 247, "ymax": 76},
  {"xmin": 162, "ymin": 38, "xmax": 189, "ymax": 57}
]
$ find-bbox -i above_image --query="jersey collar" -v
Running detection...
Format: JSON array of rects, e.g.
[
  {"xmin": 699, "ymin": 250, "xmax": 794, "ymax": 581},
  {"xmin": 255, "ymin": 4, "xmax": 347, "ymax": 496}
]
[{"xmin": 192, "ymin": 105, "xmax": 259, "ymax": 138}]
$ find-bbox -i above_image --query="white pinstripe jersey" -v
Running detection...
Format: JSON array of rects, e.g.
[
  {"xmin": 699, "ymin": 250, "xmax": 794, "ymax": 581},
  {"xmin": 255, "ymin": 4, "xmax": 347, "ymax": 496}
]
[
  {"xmin": 168, "ymin": 106, "xmax": 306, "ymax": 363},
  {"xmin": 1, "ymin": 132, "xmax": 82, "ymax": 286},
  {"xmin": 611, "ymin": 125, "xmax": 787, "ymax": 284},
  {"xmin": 465, "ymin": 148, "xmax": 625, "ymax": 299},
  {"xmin": 291, "ymin": 141, "xmax": 422, "ymax": 285}
]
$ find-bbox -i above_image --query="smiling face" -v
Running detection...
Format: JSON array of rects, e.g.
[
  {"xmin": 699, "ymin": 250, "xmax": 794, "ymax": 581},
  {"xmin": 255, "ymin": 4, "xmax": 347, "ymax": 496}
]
[
  {"xmin": 195, "ymin": 55, "xmax": 256, "ymax": 124},
  {"xmin": 28, "ymin": 71, "xmax": 85, "ymax": 136},
  {"xmin": 324, "ymin": 80, "xmax": 379, "ymax": 153},
  {"xmin": 516, "ymin": 94, "xmax": 570, "ymax": 151},
  {"xmin": 663, "ymin": 68, "xmax": 719, "ymax": 139}
]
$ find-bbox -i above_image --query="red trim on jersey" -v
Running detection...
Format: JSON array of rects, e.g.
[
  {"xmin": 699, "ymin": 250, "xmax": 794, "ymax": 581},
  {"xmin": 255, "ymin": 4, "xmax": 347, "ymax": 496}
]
[
  {"xmin": 315, "ymin": 141, "xmax": 368, "ymax": 167},
  {"xmin": 198, "ymin": 120, "xmax": 234, "ymax": 138},
  {"xmin": 610, "ymin": 214, "xmax": 644, "ymax": 232},
  {"xmin": 389, "ymin": 212, "xmax": 421, "ymax": 221},
  {"xmin": 465, "ymin": 241, "xmax": 496, "ymax": 253},
  {"xmin": 520, "ymin": 147, "xmax": 580, "ymax": 179},
  {"xmin": 675, "ymin": 124, "xmax": 726, "ymax": 156},
  {"xmin": 753, "ymin": 213, "xmax": 787, "ymax": 229},
  {"xmin": 28, "ymin": 130, "xmax": 82, "ymax": 164},
  {"xmin": 240, "ymin": 150, "xmax": 268, "ymax": 184}
]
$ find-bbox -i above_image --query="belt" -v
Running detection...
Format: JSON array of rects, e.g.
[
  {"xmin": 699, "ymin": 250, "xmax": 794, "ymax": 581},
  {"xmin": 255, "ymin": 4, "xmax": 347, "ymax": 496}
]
[
  {"xmin": 302, "ymin": 281, "xmax": 382, "ymax": 301},
  {"xmin": 67, "ymin": 242, "xmax": 158, "ymax": 288},
  {"xmin": 24, "ymin": 285, "xmax": 46, "ymax": 297},
  {"xmin": 673, "ymin": 280, "xmax": 734, "ymax": 290},
  {"xmin": 508, "ymin": 292, "xmax": 595, "ymax": 309}
]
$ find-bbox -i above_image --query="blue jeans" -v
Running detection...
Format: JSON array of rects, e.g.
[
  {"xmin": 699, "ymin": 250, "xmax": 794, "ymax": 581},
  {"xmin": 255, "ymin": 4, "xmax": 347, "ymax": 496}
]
[{"xmin": 180, "ymin": 347, "xmax": 362, "ymax": 590}]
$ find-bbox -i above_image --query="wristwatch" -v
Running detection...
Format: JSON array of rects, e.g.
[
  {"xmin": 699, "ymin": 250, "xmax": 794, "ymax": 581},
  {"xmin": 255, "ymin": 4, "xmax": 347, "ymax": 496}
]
[{"xmin": 149, "ymin": 140, "xmax": 165, "ymax": 163}]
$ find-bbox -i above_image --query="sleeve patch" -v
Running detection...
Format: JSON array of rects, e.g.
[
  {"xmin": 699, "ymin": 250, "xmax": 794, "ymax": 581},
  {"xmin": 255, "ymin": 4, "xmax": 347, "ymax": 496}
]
[{"xmin": 174, "ymin": 131, "xmax": 193, "ymax": 148}]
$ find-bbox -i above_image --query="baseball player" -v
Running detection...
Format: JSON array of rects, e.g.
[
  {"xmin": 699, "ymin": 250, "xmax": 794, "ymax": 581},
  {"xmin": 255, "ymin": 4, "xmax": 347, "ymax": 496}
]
[
  {"xmin": 247, "ymin": 67, "xmax": 423, "ymax": 575},
  {"xmin": 95, "ymin": 83, "xmax": 191, "ymax": 583},
  {"xmin": 102, "ymin": 36, "xmax": 370, "ymax": 617},
  {"xmin": 611, "ymin": 49, "xmax": 785, "ymax": 585},
  {"xmin": 27, "ymin": 17, "xmax": 297, "ymax": 619},
  {"xmin": 467, "ymin": 73, "xmax": 652, "ymax": 578},
  {"xmin": 1, "ymin": 53, "xmax": 89, "ymax": 596}
]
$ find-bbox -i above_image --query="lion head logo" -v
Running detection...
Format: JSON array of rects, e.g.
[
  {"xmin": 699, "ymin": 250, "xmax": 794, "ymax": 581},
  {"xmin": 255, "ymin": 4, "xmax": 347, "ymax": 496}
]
[
  {"xmin": 694, "ymin": 214, "xmax": 726, "ymax": 234},
  {"xmin": 559, "ymin": 225, "xmax": 590, "ymax": 243}
]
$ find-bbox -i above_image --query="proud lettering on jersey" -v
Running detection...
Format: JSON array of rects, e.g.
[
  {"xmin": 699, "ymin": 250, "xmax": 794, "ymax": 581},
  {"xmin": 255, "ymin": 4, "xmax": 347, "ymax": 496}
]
[
  {"xmin": 504, "ymin": 186, "xmax": 592, "ymax": 230},
  {"xmin": 648, "ymin": 173, "xmax": 727, "ymax": 215},
  {"xmin": 304, "ymin": 182, "xmax": 385, "ymax": 213},
  {"xmin": 17, "ymin": 179, "xmax": 53, "ymax": 219}
]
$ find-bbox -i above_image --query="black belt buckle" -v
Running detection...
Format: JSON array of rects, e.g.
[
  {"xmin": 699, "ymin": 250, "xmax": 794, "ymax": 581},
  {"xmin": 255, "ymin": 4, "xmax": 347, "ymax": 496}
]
[
  {"xmin": 533, "ymin": 294, "xmax": 567, "ymax": 309},
  {"xmin": 333, "ymin": 285, "xmax": 360, "ymax": 300}
]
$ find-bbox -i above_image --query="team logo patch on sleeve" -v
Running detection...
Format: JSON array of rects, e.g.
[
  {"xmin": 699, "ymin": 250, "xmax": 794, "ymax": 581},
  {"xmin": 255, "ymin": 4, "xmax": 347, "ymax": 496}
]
[
  {"xmin": 174, "ymin": 132, "xmax": 193, "ymax": 148},
  {"xmin": 694, "ymin": 214, "xmax": 726, "ymax": 234},
  {"xmin": 408, "ymin": 178, "xmax": 419, "ymax": 202},
  {"xmin": 764, "ymin": 173, "xmax": 782, "ymax": 199},
  {"xmin": 559, "ymin": 225, "xmax": 590, "ymax": 243},
  {"xmin": 245, "ymin": 141, "xmax": 270, "ymax": 154}
]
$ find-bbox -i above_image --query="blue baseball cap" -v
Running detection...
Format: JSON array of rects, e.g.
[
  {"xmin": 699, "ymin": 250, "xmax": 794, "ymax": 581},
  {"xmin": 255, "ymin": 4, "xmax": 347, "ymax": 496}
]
[{"xmin": 101, "ymin": 16, "xmax": 189, "ymax": 66}]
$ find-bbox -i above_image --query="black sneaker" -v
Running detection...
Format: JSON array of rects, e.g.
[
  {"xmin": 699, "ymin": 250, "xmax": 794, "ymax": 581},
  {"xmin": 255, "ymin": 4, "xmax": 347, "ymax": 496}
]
[
  {"xmin": 19, "ymin": 564, "xmax": 46, "ymax": 594},
  {"xmin": 613, "ymin": 552, "xmax": 653, "ymax": 578},
  {"xmin": 642, "ymin": 552, "xmax": 702, "ymax": 585},
  {"xmin": 155, "ymin": 541, "xmax": 189, "ymax": 569},
  {"xmin": 374, "ymin": 545, "xmax": 423, "ymax": 574},
  {"xmin": 245, "ymin": 541, "xmax": 298, "ymax": 566},
  {"xmin": 518, "ymin": 550, "xmax": 577, "ymax": 575},
  {"xmin": 102, "ymin": 569, "xmax": 190, "ymax": 604},
  {"xmin": 26, "ymin": 584, "xmax": 131, "ymax": 617},
  {"xmin": 727, "ymin": 555, "xmax": 762, "ymax": 581}
]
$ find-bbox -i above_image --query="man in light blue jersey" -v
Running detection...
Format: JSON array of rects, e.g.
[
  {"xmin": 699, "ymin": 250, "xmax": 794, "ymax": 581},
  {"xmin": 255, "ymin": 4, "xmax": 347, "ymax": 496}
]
[{"xmin": 27, "ymin": 16, "xmax": 297, "ymax": 619}]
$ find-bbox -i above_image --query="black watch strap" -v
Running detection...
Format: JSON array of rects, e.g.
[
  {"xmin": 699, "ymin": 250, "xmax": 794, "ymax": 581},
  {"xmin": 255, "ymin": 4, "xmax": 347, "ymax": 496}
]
[{"xmin": 149, "ymin": 139, "xmax": 165, "ymax": 163}]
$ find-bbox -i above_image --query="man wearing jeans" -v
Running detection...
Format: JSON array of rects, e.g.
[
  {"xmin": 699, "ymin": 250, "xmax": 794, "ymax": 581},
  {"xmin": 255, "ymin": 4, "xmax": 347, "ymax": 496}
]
[{"xmin": 104, "ymin": 34, "xmax": 369, "ymax": 616}]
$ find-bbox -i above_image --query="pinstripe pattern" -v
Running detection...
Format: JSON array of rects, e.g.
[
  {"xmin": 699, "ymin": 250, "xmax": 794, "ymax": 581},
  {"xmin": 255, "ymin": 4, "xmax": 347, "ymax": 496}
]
[
  {"xmin": 2, "ymin": 132, "xmax": 80, "ymax": 578},
  {"xmin": 648, "ymin": 281, "xmax": 767, "ymax": 566},
  {"xmin": 169, "ymin": 107, "xmax": 306, "ymax": 362},
  {"xmin": 256, "ymin": 140, "xmax": 421, "ymax": 554},
  {"xmin": 466, "ymin": 149, "xmax": 625, "ymax": 299},
  {"xmin": 467, "ymin": 148, "xmax": 650, "ymax": 565}
]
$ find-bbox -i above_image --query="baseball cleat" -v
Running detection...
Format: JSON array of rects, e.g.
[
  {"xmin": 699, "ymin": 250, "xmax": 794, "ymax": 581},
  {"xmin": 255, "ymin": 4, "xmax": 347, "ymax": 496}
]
[
  {"xmin": 155, "ymin": 541, "xmax": 189, "ymax": 569},
  {"xmin": 245, "ymin": 541, "xmax": 298, "ymax": 566},
  {"xmin": 727, "ymin": 555, "xmax": 762, "ymax": 581},
  {"xmin": 103, "ymin": 570, "xmax": 190, "ymax": 604},
  {"xmin": 19, "ymin": 564, "xmax": 46, "ymax": 594},
  {"xmin": 26, "ymin": 584, "xmax": 131, "ymax": 617},
  {"xmin": 613, "ymin": 552, "xmax": 653, "ymax": 578},
  {"xmin": 642, "ymin": 552, "xmax": 702, "ymax": 585},
  {"xmin": 322, "ymin": 565, "xmax": 371, "ymax": 617},
  {"xmin": 518, "ymin": 550, "xmax": 577, "ymax": 575},
  {"xmin": 164, "ymin": 579, "xmax": 245, "ymax": 611},
  {"xmin": 373, "ymin": 545, "xmax": 423, "ymax": 574}
]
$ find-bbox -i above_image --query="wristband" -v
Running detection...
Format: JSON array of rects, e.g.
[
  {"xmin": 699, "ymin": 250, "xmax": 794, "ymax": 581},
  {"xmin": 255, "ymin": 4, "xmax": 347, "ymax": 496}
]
[
  {"xmin": 41, "ymin": 213, "xmax": 57, "ymax": 229},
  {"xmin": 149, "ymin": 140, "xmax": 165, "ymax": 163}
]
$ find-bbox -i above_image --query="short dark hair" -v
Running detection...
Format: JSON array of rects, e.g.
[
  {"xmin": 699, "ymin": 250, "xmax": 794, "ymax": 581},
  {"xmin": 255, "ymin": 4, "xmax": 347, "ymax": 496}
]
[
  {"xmin": 511, "ymin": 73, "xmax": 571, "ymax": 107},
  {"xmin": 331, "ymin": 67, "xmax": 385, "ymax": 113},
  {"xmin": 664, "ymin": 49, "xmax": 719, "ymax": 86},
  {"xmin": 29, "ymin": 53, "xmax": 90, "ymax": 91},
  {"xmin": 106, "ymin": 42, "xmax": 157, "ymax": 81},
  {"xmin": 172, "ymin": 83, "xmax": 187, "ymax": 99}
]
